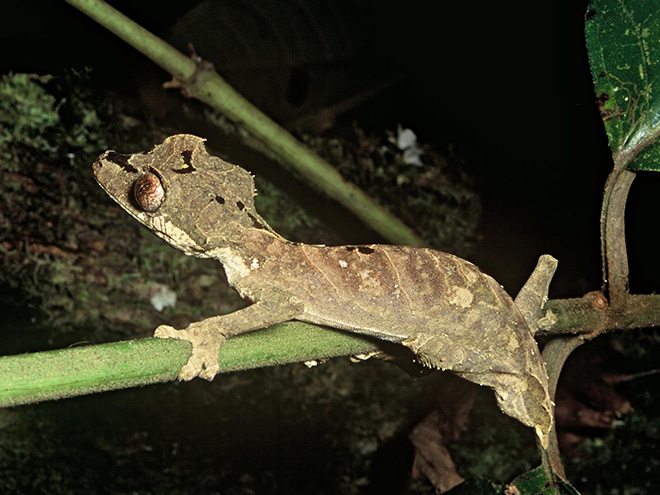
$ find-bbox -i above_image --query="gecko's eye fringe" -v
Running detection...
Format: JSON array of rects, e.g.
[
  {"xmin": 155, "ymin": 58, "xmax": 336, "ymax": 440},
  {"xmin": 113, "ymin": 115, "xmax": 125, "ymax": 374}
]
[{"xmin": 134, "ymin": 172, "xmax": 164, "ymax": 212}]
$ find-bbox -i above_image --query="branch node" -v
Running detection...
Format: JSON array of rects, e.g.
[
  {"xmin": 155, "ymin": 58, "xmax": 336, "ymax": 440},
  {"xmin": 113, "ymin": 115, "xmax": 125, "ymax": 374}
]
[{"xmin": 162, "ymin": 43, "xmax": 215, "ymax": 97}]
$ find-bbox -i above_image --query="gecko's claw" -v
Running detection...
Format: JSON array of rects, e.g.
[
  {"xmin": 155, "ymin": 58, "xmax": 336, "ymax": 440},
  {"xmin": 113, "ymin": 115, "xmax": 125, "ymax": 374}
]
[{"xmin": 154, "ymin": 324, "xmax": 225, "ymax": 381}]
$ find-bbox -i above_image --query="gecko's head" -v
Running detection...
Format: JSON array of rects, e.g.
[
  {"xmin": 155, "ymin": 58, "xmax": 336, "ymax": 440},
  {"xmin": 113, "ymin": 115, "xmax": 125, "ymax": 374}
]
[{"xmin": 93, "ymin": 134, "xmax": 271, "ymax": 257}]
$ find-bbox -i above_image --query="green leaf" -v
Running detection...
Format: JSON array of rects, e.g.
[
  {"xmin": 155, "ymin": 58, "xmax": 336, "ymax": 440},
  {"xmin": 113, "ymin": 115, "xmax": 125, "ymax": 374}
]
[
  {"xmin": 511, "ymin": 466, "xmax": 580, "ymax": 495},
  {"xmin": 585, "ymin": 0, "xmax": 660, "ymax": 171},
  {"xmin": 444, "ymin": 467, "xmax": 580, "ymax": 495}
]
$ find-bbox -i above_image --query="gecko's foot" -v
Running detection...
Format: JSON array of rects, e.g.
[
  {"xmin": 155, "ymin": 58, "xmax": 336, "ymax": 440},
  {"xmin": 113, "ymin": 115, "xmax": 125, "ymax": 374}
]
[{"xmin": 154, "ymin": 324, "xmax": 226, "ymax": 381}]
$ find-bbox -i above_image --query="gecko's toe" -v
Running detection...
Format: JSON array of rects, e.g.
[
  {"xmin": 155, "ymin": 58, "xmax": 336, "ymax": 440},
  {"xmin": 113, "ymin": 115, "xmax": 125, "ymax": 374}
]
[
  {"xmin": 154, "ymin": 323, "xmax": 225, "ymax": 381},
  {"xmin": 199, "ymin": 364, "xmax": 220, "ymax": 381},
  {"xmin": 154, "ymin": 324, "xmax": 179, "ymax": 339},
  {"xmin": 177, "ymin": 363, "xmax": 201, "ymax": 381}
]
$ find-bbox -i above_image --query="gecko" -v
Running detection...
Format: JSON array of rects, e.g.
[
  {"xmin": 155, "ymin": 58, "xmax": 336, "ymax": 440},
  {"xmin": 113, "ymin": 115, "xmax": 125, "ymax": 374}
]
[{"xmin": 93, "ymin": 134, "xmax": 555, "ymax": 446}]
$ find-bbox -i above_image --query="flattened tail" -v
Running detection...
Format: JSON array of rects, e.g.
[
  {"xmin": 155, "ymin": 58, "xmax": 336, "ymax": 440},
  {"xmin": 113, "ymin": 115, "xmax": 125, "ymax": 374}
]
[
  {"xmin": 456, "ymin": 370, "xmax": 553, "ymax": 449},
  {"xmin": 404, "ymin": 332, "xmax": 553, "ymax": 448}
]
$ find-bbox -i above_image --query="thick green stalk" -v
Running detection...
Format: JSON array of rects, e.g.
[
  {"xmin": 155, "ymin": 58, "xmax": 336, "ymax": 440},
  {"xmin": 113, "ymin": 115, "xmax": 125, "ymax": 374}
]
[{"xmin": 0, "ymin": 322, "xmax": 380, "ymax": 408}]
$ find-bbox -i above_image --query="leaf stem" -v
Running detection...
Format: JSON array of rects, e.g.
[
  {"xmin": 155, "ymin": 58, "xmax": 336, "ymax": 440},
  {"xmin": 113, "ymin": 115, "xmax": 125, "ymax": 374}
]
[{"xmin": 600, "ymin": 166, "xmax": 635, "ymax": 308}]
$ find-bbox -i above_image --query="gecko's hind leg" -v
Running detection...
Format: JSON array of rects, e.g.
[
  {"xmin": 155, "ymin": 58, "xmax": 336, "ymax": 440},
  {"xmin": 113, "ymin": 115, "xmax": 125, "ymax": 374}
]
[{"xmin": 514, "ymin": 254, "xmax": 558, "ymax": 334}]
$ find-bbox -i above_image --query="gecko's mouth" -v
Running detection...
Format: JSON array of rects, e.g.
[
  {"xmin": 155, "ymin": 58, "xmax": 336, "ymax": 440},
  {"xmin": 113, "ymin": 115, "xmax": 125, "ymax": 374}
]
[{"xmin": 144, "ymin": 215, "xmax": 209, "ymax": 257}]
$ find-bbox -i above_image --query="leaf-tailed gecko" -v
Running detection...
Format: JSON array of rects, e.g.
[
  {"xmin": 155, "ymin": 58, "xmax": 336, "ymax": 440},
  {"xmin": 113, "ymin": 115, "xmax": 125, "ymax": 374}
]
[{"xmin": 93, "ymin": 134, "xmax": 556, "ymax": 446}]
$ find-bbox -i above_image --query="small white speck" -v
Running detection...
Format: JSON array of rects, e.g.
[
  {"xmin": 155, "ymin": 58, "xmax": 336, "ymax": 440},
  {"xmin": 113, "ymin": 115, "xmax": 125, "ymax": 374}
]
[
  {"xmin": 250, "ymin": 258, "xmax": 260, "ymax": 269},
  {"xmin": 396, "ymin": 127, "xmax": 417, "ymax": 150},
  {"xmin": 339, "ymin": 260, "xmax": 348, "ymax": 268},
  {"xmin": 394, "ymin": 126, "xmax": 424, "ymax": 166},
  {"xmin": 150, "ymin": 284, "xmax": 177, "ymax": 312}
]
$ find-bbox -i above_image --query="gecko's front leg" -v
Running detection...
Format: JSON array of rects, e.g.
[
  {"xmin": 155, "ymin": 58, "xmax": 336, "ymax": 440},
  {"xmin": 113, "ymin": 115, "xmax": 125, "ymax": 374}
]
[
  {"xmin": 155, "ymin": 322, "xmax": 228, "ymax": 381},
  {"xmin": 155, "ymin": 296, "xmax": 305, "ymax": 381}
]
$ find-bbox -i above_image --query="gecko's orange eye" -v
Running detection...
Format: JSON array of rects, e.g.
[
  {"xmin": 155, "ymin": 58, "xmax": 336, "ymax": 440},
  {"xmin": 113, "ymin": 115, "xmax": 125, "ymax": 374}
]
[{"xmin": 134, "ymin": 172, "xmax": 164, "ymax": 212}]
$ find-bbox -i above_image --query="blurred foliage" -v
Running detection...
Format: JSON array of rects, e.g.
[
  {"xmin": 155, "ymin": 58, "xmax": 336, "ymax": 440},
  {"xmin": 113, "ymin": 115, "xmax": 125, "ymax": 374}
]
[
  {"xmin": 0, "ymin": 71, "xmax": 166, "ymax": 342},
  {"xmin": 0, "ymin": 73, "xmax": 61, "ymax": 166},
  {"xmin": 566, "ymin": 397, "xmax": 660, "ymax": 494},
  {"xmin": 448, "ymin": 392, "xmax": 537, "ymax": 483},
  {"xmin": 303, "ymin": 127, "xmax": 480, "ymax": 256},
  {"xmin": 0, "ymin": 70, "xmax": 119, "ymax": 167},
  {"xmin": 564, "ymin": 329, "xmax": 660, "ymax": 494}
]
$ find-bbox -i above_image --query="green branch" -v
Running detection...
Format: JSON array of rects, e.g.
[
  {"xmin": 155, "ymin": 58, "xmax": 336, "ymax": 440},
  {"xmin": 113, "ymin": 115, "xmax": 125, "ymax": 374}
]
[
  {"xmin": 0, "ymin": 322, "xmax": 380, "ymax": 408},
  {"xmin": 62, "ymin": 0, "xmax": 425, "ymax": 247}
]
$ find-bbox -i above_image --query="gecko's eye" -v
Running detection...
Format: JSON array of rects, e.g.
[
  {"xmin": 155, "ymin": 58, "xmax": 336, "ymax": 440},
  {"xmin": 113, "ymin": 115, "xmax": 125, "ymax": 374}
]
[{"xmin": 134, "ymin": 172, "xmax": 164, "ymax": 212}]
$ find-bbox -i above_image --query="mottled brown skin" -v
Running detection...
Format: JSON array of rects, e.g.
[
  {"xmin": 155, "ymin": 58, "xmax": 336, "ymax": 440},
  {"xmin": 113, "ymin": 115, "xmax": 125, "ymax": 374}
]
[{"xmin": 93, "ymin": 134, "xmax": 553, "ymax": 446}]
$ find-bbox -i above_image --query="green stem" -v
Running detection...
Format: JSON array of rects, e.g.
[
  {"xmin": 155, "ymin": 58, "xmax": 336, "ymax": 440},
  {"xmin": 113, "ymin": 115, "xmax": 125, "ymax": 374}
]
[
  {"xmin": 540, "ymin": 293, "xmax": 660, "ymax": 336},
  {"xmin": 62, "ymin": 0, "xmax": 425, "ymax": 247},
  {"xmin": 0, "ymin": 322, "xmax": 380, "ymax": 408}
]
